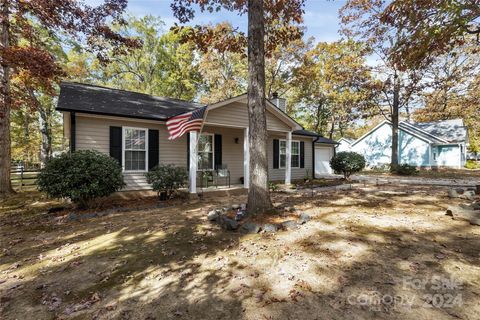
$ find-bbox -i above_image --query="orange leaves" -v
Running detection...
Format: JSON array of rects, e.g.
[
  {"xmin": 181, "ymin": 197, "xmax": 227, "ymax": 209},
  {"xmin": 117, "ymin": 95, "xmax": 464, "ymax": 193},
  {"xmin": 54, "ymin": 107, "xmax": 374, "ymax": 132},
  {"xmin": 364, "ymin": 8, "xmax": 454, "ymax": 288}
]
[
  {"xmin": 170, "ymin": 0, "xmax": 305, "ymax": 55},
  {"xmin": 3, "ymin": 46, "xmax": 64, "ymax": 81}
]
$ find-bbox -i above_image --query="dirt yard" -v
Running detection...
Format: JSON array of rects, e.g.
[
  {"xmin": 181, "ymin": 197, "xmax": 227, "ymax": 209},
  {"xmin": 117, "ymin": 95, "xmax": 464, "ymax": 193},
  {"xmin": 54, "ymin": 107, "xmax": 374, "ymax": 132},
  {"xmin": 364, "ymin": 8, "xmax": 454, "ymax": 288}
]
[{"xmin": 1, "ymin": 186, "xmax": 479, "ymax": 320}]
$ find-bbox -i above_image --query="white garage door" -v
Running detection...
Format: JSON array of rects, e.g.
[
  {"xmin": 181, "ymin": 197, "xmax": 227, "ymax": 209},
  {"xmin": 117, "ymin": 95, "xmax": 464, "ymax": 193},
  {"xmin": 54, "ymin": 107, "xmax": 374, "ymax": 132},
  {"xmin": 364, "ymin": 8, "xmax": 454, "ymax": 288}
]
[{"xmin": 315, "ymin": 147, "xmax": 333, "ymax": 177}]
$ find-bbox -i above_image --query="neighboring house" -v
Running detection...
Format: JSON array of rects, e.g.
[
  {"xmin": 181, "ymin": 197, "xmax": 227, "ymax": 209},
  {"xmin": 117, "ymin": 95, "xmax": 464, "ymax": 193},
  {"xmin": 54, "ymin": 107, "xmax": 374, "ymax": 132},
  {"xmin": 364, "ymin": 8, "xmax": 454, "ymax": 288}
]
[
  {"xmin": 57, "ymin": 82, "xmax": 337, "ymax": 193},
  {"xmin": 336, "ymin": 138, "xmax": 354, "ymax": 152},
  {"xmin": 350, "ymin": 119, "xmax": 469, "ymax": 168}
]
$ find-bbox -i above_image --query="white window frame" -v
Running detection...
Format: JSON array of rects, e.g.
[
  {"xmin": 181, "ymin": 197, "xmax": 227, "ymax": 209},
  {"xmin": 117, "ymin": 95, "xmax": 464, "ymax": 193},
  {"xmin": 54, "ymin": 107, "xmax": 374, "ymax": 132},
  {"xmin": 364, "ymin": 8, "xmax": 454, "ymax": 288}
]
[
  {"xmin": 279, "ymin": 139, "xmax": 300, "ymax": 169},
  {"xmin": 122, "ymin": 126, "xmax": 149, "ymax": 172},
  {"xmin": 198, "ymin": 133, "xmax": 215, "ymax": 171}
]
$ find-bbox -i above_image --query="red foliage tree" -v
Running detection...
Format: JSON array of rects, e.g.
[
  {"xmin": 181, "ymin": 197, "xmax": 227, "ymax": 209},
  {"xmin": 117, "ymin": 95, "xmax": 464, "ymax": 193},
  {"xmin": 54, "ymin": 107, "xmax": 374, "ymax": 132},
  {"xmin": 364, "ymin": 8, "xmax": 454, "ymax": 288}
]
[{"xmin": 0, "ymin": 0, "xmax": 139, "ymax": 195}]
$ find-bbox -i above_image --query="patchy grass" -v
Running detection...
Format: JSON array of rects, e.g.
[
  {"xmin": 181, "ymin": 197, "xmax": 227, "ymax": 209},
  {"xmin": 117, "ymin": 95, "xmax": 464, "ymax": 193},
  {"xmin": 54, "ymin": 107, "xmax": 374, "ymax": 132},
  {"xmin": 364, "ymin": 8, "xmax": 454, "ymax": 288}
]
[{"xmin": 1, "ymin": 187, "xmax": 479, "ymax": 319}]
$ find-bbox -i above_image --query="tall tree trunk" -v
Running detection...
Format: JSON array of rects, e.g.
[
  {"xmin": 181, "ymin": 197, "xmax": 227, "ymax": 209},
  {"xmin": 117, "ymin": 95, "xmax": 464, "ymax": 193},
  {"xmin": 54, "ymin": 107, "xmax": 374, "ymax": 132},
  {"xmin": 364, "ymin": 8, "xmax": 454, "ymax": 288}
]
[
  {"xmin": 247, "ymin": 0, "xmax": 272, "ymax": 214},
  {"xmin": 329, "ymin": 116, "xmax": 335, "ymax": 140},
  {"xmin": 391, "ymin": 72, "xmax": 400, "ymax": 171},
  {"xmin": 39, "ymin": 107, "xmax": 52, "ymax": 167},
  {"xmin": 0, "ymin": 0, "xmax": 12, "ymax": 195}
]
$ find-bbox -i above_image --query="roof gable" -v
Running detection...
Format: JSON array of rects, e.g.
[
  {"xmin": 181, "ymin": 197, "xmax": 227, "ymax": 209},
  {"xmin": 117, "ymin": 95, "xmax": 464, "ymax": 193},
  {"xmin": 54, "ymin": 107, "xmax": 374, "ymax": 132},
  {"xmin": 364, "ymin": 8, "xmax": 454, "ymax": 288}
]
[
  {"xmin": 351, "ymin": 120, "xmax": 437, "ymax": 147},
  {"xmin": 207, "ymin": 94, "xmax": 302, "ymax": 131}
]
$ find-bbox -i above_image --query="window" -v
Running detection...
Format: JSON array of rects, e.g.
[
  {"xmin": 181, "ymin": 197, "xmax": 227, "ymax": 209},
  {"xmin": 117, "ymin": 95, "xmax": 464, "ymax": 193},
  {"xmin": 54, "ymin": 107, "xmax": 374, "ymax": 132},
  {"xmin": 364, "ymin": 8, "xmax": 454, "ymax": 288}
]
[
  {"xmin": 198, "ymin": 134, "xmax": 214, "ymax": 170},
  {"xmin": 279, "ymin": 140, "xmax": 300, "ymax": 169},
  {"xmin": 433, "ymin": 151, "xmax": 437, "ymax": 161},
  {"xmin": 123, "ymin": 127, "xmax": 147, "ymax": 171}
]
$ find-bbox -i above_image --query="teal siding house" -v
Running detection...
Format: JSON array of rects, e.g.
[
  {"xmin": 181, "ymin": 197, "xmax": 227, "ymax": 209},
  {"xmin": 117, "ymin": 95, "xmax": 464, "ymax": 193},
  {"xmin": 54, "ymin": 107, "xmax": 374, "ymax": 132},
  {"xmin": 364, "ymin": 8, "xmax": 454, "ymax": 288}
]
[{"xmin": 350, "ymin": 119, "xmax": 468, "ymax": 168}]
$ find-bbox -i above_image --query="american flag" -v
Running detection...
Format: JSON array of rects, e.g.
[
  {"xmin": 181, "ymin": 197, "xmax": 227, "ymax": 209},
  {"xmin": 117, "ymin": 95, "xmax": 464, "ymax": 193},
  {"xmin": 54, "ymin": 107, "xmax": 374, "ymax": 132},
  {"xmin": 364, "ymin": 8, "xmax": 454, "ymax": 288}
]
[{"xmin": 166, "ymin": 106, "xmax": 207, "ymax": 140}]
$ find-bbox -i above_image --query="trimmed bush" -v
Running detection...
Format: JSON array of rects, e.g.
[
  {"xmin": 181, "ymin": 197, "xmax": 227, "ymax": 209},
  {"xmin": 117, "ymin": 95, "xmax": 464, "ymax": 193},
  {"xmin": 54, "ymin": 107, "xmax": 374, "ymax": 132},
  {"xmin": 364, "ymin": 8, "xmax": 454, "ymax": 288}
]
[
  {"xmin": 394, "ymin": 163, "xmax": 419, "ymax": 176},
  {"xmin": 37, "ymin": 150, "xmax": 125, "ymax": 208},
  {"xmin": 465, "ymin": 160, "xmax": 480, "ymax": 170},
  {"xmin": 145, "ymin": 164, "xmax": 188, "ymax": 199},
  {"xmin": 330, "ymin": 152, "xmax": 366, "ymax": 180}
]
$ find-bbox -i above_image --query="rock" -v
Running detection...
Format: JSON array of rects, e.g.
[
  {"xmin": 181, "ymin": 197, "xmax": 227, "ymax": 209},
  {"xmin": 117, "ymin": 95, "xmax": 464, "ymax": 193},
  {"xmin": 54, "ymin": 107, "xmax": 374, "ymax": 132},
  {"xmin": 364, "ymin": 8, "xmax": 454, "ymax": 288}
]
[
  {"xmin": 207, "ymin": 210, "xmax": 219, "ymax": 221},
  {"xmin": 284, "ymin": 206, "xmax": 296, "ymax": 212},
  {"xmin": 240, "ymin": 222, "xmax": 261, "ymax": 234},
  {"xmin": 461, "ymin": 190, "xmax": 476, "ymax": 201},
  {"xmin": 470, "ymin": 218, "xmax": 480, "ymax": 226},
  {"xmin": 472, "ymin": 202, "xmax": 480, "ymax": 210},
  {"xmin": 67, "ymin": 213, "xmax": 78, "ymax": 221},
  {"xmin": 281, "ymin": 220, "xmax": 299, "ymax": 230},
  {"xmin": 446, "ymin": 206, "xmax": 480, "ymax": 222},
  {"xmin": 235, "ymin": 210, "xmax": 247, "ymax": 221},
  {"xmin": 298, "ymin": 213, "xmax": 311, "ymax": 224},
  {"xmin": 448, "ymin": 189, "xmax": 459, "ymax": 198},
  {"xmin": 232, "ymin": 204, "xmax": 240, "ymax": 210},
  {"xmin": 219, "ymin": 216, "xmax": 239, "ymax": 231},
  {"xmin": 455, "ymin": 188, "xmax": 465, "ymax": 195},
  {"xmin": 262, "ymin": 224, "xmax": 278, "ymax": 233}
]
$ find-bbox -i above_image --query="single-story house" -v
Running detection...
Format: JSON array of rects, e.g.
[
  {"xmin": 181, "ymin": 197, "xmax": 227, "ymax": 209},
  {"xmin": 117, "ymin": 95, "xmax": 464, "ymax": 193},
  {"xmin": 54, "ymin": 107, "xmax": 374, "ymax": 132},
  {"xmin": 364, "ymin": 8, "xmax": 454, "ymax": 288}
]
[
  {"xmin": 350, "ymin": 119, "xmax": 469, "ymax": 168},
  {"xmin": 336, "ymin": 138, "xmax": 354, "ymax": 152},
  {"xmin": 57, "ymin": 82, "xmax": 337, "ymax": 193}
]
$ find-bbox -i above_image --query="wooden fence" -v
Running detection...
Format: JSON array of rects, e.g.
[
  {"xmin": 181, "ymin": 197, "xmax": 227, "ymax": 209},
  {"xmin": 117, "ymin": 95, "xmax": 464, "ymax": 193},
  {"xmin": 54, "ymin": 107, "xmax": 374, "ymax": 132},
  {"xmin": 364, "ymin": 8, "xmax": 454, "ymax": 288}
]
[{"xmin": 11, "ymin": 166, "xmax": 39, "ymax": 190}]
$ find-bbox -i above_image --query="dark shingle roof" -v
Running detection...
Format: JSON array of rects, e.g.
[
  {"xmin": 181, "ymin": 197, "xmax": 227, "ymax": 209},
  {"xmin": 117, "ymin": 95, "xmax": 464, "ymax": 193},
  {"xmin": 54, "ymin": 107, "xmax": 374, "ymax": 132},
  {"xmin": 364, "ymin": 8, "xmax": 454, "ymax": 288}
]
[
  {"xmin": 408, "ymin": 119, "xmax": 467, "ymax": 143},
  {"xmin": 57, "ymin": 82, "xmax": 203, "ymax": 121},
  {"xmin": 293, "ymin": 129, "xmax": 338, "ymax": 144}
]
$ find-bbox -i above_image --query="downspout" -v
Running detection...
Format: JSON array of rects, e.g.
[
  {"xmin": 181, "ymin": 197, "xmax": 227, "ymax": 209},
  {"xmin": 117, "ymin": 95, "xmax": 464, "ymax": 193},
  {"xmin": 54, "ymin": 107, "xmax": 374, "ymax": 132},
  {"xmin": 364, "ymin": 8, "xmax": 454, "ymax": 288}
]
[{"xmin": 312, "ymin": 136, "xmax": 319, "ymax": 180}]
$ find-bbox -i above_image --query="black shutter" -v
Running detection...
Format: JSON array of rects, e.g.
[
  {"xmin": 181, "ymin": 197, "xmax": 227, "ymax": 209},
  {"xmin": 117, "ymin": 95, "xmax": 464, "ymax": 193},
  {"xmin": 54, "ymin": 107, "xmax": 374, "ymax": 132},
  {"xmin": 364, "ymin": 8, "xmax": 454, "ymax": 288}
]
[
  {"xmin": 186, "ymin": 133, "xmax": 190, "ymax": 170},
  {"xmin": 273, "ymin": 139, "xmax": 279, "ymax": 169},
  {"xmin": 70, "ymin": 112, "xmax": 76, "ymax": 152},
  {"xmin": 214, "ymin": 134, "xmax": 222, "ymax": 169},
  {"xmin": 148, "ymin": 129, "xmax": 159, "ymax": 170},
  {"xmin": 109, "ymin": 126, "xmax": 122, "ymax": 165},
  {"xmin": 300, "ymin": 141, "xmax": 305, "ymax": 168}
]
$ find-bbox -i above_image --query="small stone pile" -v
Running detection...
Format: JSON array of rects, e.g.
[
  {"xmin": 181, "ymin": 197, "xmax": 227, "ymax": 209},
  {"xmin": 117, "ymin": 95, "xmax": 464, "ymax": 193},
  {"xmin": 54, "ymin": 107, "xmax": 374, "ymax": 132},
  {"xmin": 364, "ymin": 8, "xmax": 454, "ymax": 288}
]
[
  {"xmin": 446, "ymin": 186, "xmax": 480, "ymax": 226},
  {"xmin": 207, "ymin": 204, "xmax": 311, "ymax": 233}
]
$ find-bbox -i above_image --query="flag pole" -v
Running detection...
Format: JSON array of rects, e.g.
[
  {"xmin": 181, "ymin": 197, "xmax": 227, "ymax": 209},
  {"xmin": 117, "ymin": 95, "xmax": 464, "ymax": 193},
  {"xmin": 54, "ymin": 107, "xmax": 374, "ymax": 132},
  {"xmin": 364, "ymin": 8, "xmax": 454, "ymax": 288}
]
[{"xmin": 195, "ymin": 105, "xmax": 209, "ymax": 145}]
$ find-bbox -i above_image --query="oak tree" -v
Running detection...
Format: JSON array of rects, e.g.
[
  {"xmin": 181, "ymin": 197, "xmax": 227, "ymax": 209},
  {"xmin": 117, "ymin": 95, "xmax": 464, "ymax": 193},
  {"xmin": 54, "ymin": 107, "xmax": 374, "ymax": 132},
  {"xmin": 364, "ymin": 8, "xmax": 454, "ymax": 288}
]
[
  {"xmin": 381, "ymin": 0, "xmax": 480, "ymax": 69},
  {"xmin": 0, "ymin": 0, "xmax": 138, "ymax": 195},
  {"xmin": 341, "ymin": 0, "xmax": 425, "ymax": 171},
  {"xmin": 171, "ymin": 0, "xmax": 305, "ymax": 214}
]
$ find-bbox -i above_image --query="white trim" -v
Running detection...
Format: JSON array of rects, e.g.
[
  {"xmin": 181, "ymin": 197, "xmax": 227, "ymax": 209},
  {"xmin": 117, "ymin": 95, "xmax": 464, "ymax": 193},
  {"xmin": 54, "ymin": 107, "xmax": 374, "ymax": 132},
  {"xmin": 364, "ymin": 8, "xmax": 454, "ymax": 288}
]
[
  {"xmin": 189, "ymin": 131, "xmax": 197, "ymax": 193},
  {"xmin": 350, "ymin": 120, "xmax": 390, "ymax": 147},
  {"xmin": 279, "ymin": 139, "xmax": 300, "ymax": 169},
  {"xmin": 285, "ymin": 132, "xmax": 292, "ymax": 185},
  {"xmin": 197, "ymin": 133, "xmax": 215, "ymax": 171},
  {"xmin": 350, "ymin": 120, "xmax": 435, "ymax": 148},
  {"xmin": 122, "ymin": 126, "xmax": 149, "ymax": 173},
  {"xmin": 244, "ymin": 127, "xmax": 249, "ymax": 188}
]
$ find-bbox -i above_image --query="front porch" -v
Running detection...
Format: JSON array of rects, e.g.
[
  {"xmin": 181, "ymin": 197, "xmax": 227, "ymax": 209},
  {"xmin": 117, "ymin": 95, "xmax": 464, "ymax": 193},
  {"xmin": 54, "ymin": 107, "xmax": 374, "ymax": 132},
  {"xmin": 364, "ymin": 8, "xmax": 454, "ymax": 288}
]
[{"xmin": 188, "ymin": 125, "xmax": 296, "ymax": 194}]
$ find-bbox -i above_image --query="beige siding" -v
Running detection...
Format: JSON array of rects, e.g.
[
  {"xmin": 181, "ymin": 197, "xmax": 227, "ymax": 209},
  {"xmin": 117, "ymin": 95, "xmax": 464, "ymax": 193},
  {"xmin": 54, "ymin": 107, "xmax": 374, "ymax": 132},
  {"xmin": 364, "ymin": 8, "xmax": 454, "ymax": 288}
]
[
  {"xmin": 268, "ymin": 134, "xmax": 314, "ymax": 182},
  {"xmin": 202, "ymin": 126, "xmax": 244, "ymax": 184},
  {"xmin": 75, "ymin": 114, "xmax": 187, "ymax": 191},
  {"xmin": 206, "ymin": 102, "xmax": 291, "ymax": 132}
]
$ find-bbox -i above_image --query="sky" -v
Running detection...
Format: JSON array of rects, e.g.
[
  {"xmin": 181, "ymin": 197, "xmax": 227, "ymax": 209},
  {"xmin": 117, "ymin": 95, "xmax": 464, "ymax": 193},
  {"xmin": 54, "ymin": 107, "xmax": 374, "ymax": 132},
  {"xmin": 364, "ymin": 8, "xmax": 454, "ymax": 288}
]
[{"xmin": 85, "ymin": 0, "xmax": 345, "ymax": 43}]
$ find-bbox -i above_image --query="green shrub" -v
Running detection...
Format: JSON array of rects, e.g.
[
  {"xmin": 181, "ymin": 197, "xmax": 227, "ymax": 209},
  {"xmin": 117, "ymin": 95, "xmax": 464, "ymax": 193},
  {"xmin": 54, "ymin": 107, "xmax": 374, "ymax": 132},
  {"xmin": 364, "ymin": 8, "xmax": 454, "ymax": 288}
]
[
  {"xmin": 269, "ymin": 182, "xmax": 279, "ymax": 192},
  {"xmin": 329, "ymin": 152, "xmax": 366, "ymax": 180},
  {"xmin": 393, "ymin": 163, "xmax": 419, "ymax": 176},
  {"xmin": 465, "ymin": 160, "xmax": 480, "ymax": 170},
  {"xmin": 37, "ymin": 150, "xmax": 125, "ymax": 208},
  {"xmin": 145, "ymin": 164, "xmax": 188, "ymax": 199}
]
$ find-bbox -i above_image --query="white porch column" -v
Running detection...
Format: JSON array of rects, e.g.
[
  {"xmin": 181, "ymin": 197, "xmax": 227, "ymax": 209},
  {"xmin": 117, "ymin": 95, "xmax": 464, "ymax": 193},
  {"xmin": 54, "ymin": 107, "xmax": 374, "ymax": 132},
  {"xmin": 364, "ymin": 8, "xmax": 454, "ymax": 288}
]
[
  {"xmin": 243, "ymin": 127, "xmax": 250, "ymax": 188},
  {"xmin": 189, "ymin": 131, "xmax": 198, "ymax": 193},
  {"xmin": 285, "ymin": 131, "xmax": 292, "ymax": 185}
]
